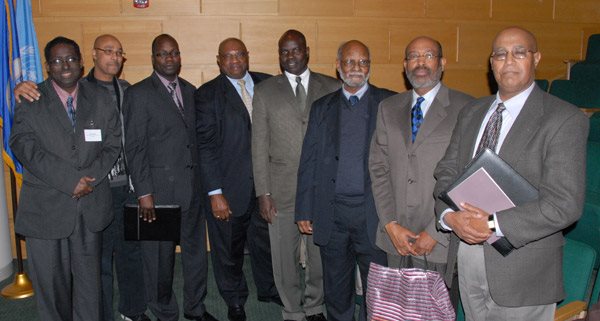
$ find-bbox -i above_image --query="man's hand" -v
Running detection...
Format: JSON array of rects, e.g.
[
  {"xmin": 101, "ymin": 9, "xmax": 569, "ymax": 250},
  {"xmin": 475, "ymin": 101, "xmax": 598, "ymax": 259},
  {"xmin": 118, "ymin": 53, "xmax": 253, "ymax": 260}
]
[
  {"xmin": 413, "ymin": 231, "xmax": 437, "ymax": 256},
  {"xmin": 14, "ymin": 81, "xmax": 40, "ymax": 103},
  {"xmin": 385, "ymin": 222, "xmax": 419, "ymax": 256},
  {"xmin": 138, "ymin": 195, "xmax": 156, "ymax": 222},
  {"xmin": 297, "ymin": 220, "xmax": 313, "ymax": 234},
  {"xmin": 258, "ymin": 194, "xmax": 277, "ymax": 224},
  {"xmin": 72, "ymin": 176, "xmax": 95, "ymax": 199},
  {"xmin": 444, "ymin": 202, "xmax": 492, "ymax": 244},
  {"xmin": 210, "ymin": 194, "xmax": 231, "ymax": 222}
]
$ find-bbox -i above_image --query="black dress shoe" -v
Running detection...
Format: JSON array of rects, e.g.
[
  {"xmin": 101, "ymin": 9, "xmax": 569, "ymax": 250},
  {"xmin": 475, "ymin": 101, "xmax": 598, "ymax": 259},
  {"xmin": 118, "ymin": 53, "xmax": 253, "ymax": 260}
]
[
  {"xmin": 121, "ymin": 314, "xmax": 151, "ymax": 321},
  {"xmin": 306, "ymin": 313, "xmax": 327, "ymax": 321},
  {"xmin": 184, "ymin": 311, "xmax": 219, "ymax": 321},
  {"xmin": 227, "ymin": 305, "xmax": 246, "ymax": 321}
]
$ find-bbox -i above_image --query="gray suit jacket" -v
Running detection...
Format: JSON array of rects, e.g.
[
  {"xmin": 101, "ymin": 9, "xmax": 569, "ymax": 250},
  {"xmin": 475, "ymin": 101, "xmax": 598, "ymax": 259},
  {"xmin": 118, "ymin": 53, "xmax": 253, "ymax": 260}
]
[
  {"xmin": 10, "ymin": 79, "xmax": 121, "ymax": 239},
  {"xmin": 124, "ymin": 72, "xmax": 200, "ymax": 212},
  {"xmin": 433, "ymin": 85, "xmax": 588, "ymax": 306},
  {"xmin": 252, "ymin": 71, "xmax": 339, "ymax": 213},
  {"xmin": 370, "ymin": 85, "xmax": 473, "ymax": 263}
]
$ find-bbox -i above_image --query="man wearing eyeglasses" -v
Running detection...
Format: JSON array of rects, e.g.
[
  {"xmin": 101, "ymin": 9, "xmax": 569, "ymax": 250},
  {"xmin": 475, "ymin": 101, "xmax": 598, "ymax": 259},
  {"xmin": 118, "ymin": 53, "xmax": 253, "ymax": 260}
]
[
  {"xmin": 434, "ymin": 27, "xmax": 588, "ymax": 320},
  {"xmin": 14, "ymin": 34, "xmax": 150, "ymax": 321},
  {"xmin": 195, "ymin": 38, "xmax": 278, "ymax": 321},
  {"xmin": 295, "ymin": 40, "xmax": 394, "ymax": 321},
  {"xmin": 10, "ymin": 36, "xmax": 121, "ymax": 321},
  {"xmin": 369, "ymin": 36, "xmax": 473, "ymax": 306},
  {"xmin": 124, "ymin": 34, "xmax": 217, "ymax": 321}
]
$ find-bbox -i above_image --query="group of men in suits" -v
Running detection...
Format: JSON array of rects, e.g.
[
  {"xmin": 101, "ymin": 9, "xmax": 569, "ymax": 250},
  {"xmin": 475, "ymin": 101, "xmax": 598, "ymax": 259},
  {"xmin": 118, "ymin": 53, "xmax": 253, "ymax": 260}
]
[{"xmin": 9, "ymin": 25, "xmax": 587, "ymax": 321}]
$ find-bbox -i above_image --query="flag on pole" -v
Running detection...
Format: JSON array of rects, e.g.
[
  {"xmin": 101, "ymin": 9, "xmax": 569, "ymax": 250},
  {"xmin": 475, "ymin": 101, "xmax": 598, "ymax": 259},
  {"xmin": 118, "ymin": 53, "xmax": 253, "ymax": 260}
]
[{"xmin": 1, "ymin": 0, "xmax": 42, "ymax": 187}]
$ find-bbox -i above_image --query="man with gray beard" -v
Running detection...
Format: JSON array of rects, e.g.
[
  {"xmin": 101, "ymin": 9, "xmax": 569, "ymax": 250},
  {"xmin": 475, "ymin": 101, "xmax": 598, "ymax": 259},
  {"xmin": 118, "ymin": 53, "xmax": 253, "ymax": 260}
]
[
  {"xmin": 368, "ymin": 36, "xmax": 473, "ymax": 305},
  {"xmin": 295, "ymin": 40, "xmax": 395, "ymax": 321}
]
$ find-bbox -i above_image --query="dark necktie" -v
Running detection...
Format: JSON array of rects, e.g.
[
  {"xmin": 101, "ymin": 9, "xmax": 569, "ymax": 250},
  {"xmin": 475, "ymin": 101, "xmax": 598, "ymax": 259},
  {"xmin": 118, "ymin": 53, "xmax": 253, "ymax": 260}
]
[
  {"xmin": 66, "ymin": 96, "xmax": 76, "ymax": 129},
  {"xmin": 476, "ymin": 102, "xmax": 506, "ymax": 155},
  {"xmin": 411, "ymin": 96, "xmax": 424, "ymax": 143},
  {"xmin": 295, "ymin": 76, "xmax": 307, "ymax": 110},
  {"xmin": 168, "ymin": 81, "xmax": 185, "ymax": 116},
  {"xmin": 349, "ymin": 95, "xmax": 359, "ymax": 106}
]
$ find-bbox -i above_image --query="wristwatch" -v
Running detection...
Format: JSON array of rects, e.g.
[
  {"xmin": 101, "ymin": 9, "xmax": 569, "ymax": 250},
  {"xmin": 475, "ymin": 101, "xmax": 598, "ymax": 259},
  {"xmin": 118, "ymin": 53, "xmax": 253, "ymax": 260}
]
[{"xmin": 487, "ymin": 215, "xmax": 496, "ymax": 232}]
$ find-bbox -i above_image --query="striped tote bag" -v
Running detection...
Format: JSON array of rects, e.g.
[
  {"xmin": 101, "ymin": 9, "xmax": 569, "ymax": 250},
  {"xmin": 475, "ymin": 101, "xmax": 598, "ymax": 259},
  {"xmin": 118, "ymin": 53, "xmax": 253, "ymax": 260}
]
[{"xmin": 366, "ymin": 262, "xmax": 455, "ymax": 321}]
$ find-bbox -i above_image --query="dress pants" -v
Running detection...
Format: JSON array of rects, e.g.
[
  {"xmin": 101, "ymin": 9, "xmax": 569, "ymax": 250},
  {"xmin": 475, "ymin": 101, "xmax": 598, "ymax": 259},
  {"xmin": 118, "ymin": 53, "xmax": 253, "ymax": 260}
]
[
  {"xmin": 457, "ymin": 242, "xmax": 556, "ymax": 321},
  {"xmin": 27, "ymin": 213, "xmax": 102, "ymax": 321},
  {"xmin": 101, "ymin": 185, "xmax": 146, "ymax": 320},
  {"xmin": 269, "ymin": 211, "xmax": 325, "ymax": 320},
  {"xmin": 319, "ymin": 199, "xmax": 387, "ymax": 321},
  {"xmin": 142, "ymin": 204, "xmax": 208, "ymax": 321},
  {"xmin": 206, "ymin": 195, "xmax": 276, "ymax": 307}
]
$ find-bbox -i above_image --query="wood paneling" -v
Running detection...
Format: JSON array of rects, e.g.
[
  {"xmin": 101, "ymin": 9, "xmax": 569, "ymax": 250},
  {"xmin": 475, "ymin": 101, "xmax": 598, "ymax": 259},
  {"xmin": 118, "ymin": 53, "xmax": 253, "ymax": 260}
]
[
  {"xmin": 279, "ymin": 0, "xmax": 353, "ymax": 17},
  {"xmin": 389, "ymin": 21, "xmax": 458, "ymax": 64},
  {"xmin": 40, "ymin": 0, "xmax": 121, "ymax": 17},
  {"xmin": 355, "ymin": 0, "xmax": 425, "ymax": 18},
  {"xmin": 202, "ymin": 0, "xmax": 278, "ymax": 15},
  {"xmin": 316, "ymin": 20, "xmax": 390, "ymax": 64},
  {"xmin": 555, "ymin": 0, "xmax": 600, "ymax": 23},
  {"xmin": 426, "ymin": 0, "xmax": 490, "ymax": 20},
  {"xmin": 491, "ymin": 0, "xmax": 554, "ymax": 22},
  {"xmin": 120, "ymin": 0, "xmax": 201, "ymax": 16}
]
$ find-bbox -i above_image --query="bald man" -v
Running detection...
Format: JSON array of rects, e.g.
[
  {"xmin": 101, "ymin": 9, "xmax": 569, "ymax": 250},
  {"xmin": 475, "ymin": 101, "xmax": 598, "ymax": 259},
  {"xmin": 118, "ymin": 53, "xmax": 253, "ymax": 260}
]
[
  {"xmin": 296, "ymin": 40, "xmax": 394, "ymax": 321},
  {"xmin": 14, "ymin": 34, "xmax": 149, "ymax": 321},
  {"xmin": 434, "ymin": 27, "xmax": 588, "ymax": 320}
]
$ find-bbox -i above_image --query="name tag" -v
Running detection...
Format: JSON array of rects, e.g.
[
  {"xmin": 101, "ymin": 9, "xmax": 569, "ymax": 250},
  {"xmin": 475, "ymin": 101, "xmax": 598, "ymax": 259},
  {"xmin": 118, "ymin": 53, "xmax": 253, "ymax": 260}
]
[{"xmin": 84, "ymin": 129, "xmax": 102, "ymax": 142}]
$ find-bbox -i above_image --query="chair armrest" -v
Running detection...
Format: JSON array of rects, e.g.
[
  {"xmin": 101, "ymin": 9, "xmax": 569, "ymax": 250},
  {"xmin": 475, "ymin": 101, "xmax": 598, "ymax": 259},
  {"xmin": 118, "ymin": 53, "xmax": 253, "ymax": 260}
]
[{"xmin": 555, "ymin": 301, "xmax": 587, "ymax": 321}]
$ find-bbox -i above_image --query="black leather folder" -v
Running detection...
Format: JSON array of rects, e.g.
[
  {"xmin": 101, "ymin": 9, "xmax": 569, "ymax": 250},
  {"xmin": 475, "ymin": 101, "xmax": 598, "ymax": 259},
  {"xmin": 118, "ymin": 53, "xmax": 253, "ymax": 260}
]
[
  {"xmin": 439, "ymin": 148, "xmax": 539, "ymax": 256},
  {"xmin": 124, "ymin": 204, "xmax": 181, "ymax": 242}
]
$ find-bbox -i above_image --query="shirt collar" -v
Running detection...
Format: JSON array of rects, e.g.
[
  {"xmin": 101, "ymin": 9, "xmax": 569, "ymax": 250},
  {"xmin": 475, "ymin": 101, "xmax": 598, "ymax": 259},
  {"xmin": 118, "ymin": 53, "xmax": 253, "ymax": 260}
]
[
  {"xmin": 226, "ymin": 71, "xmax": 252, "ymax": 86},
  {"xmin": 284, "ymin": 68, "xmax": 310, "ymax": 83},
  {"xmin": 494, "ymin": 82, "xmax": 536, "ymax": 118},
  {"xmin": 51, "ymin": 80, "xmax": 79, "ymax": 109},
  {"xmin": 154, "ymin": 71, "xmax": 179, "ymax": 89},
  {"xmin": 412, "ymin": 82, "xmax": 441, "ymax": 105},
  {"xmin": 342, "ymin": 83, "xmax": 369, "ymax": 100}
]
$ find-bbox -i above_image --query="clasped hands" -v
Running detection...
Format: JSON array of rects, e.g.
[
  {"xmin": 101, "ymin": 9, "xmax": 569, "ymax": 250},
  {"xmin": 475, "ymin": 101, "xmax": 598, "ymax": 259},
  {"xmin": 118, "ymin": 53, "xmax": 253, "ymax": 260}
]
[
  {"xmin": 385, "ymin": 222, "xmax": 437, "ymax": 256},
  {"xmin": 444, "ymin": 202, "xmax": 493, "ymax": 245},
  {"xmin": 72, "ymin": 176, "xmax": 95, "ymax": 199}
]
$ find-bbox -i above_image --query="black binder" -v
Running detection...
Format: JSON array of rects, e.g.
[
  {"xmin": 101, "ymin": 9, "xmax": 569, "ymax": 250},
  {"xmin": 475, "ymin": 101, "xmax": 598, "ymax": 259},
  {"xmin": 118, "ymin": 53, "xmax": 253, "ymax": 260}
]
[
  {"xmin": 439, "ymin": 148, "xmax": 539, "ymax": 256},
  {"xmin": 124, "ymin": 204, "xmax": 181, "ymax": 242}
]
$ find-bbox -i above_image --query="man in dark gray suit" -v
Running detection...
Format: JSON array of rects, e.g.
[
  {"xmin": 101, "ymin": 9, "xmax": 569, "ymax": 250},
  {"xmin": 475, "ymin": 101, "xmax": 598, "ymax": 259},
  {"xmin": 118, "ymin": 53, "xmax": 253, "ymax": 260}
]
[
  {"xmin": 369, "ymin": 36, "xmax": 473, "ymax": 306},
  {"xmin": 295, "ymin": 40, "xmax": 394, "ymax": 321},
  {"xmin": 10, "ymin": 36, "xmax": 121, "ymax": 321},
  {"xmin": 196, "ymin": 38, "xmax": 278, "ymax": 321},
  {"xmin": 434, "ymin": 27, "xmax": 588, "ymax": 320},
  {"xmin": 252, "ymin": 29, "xmax": 339, "ymax": 321},
  {"xmin": 124, "ymin": 34, "xmax": 216, "ymax": 321}
]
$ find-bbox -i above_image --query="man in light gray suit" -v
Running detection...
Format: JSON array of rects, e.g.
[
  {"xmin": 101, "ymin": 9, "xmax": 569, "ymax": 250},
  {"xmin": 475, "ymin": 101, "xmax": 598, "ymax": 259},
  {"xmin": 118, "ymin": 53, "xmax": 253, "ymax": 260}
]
[
  {"xmin": 369, "ymin": 36, "xmax": 473, "ymax": 305},
  {"xmin": 252, "ymin": 29, "xmax": 339, "ymax": 321},
  {"xmin": 10, "ymin": 36, "xmax": 121, "ymax": 321},
  {"xmin": 434, "ymin": 27, "xmax": 588, "ymax": 320}
]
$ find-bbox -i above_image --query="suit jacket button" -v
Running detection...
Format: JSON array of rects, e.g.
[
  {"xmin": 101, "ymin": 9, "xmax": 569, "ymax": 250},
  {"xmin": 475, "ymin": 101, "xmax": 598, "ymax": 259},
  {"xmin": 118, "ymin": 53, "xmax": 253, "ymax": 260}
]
[
  {"xmin": 72, "ymin": 145, "xmax": 76, "ymax": 150},
  {"xmin": 331, "ymin": 178, "xmax": 336, "ymax": 183},
  {"xmin": 335, "ymin": 156, "xmax": 339, "ymax": 161},
  {"xmin": 408, "ymin": 178, "xmax": 414, "ymax": 184}
]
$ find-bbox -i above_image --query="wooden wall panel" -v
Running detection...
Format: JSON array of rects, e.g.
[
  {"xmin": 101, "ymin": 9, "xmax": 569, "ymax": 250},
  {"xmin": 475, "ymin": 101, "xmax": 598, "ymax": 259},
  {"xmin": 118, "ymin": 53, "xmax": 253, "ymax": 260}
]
[
  {"xmin": 40, "ymin": 0, "xmax": 121, "ymax": 17},
  {"xmin": 444, "ymin": 67, "xmax": 493, "ymax": 97},
  {"xmin": 555, "ymin": 0, "xmax": 600, "ymax": 23},
  {"xmin": 120, "ymin": 0, "xmax": 201, "ymax": 16},
  {"xmin": 354, "ymin": 0, "xmax": 425, "ymax": 18},
  {"xmin": 389, "ymin": 22, "xmax": 458, "ymax": 64},
  {"xmin": 526, "ymin": 24, "xmax": 582, "ymax": 75},
  {"xmin": 457, "ymin": 23, "xmax": 505, "ymax": 68},
  {"xmin": 491, "ymin": 0, "xmax": 554, "ymax": 22},
  {"xmin": 425, "ymin": 0, "xmax": 490, "ymax": 20},
  {"xmin": 279, "ymin": 0, "xmax": 353, "ymax": 17},
  {"xmin": 315, "ymin": 20, "xmax": 390, "ymax": 65},
  {"xmin": 202, "ymin": 0, "xmax": 278, "ymax": 15},
  {"xmin": 369, "ymin": 64, "xmax": 408, "ymax": 93}
]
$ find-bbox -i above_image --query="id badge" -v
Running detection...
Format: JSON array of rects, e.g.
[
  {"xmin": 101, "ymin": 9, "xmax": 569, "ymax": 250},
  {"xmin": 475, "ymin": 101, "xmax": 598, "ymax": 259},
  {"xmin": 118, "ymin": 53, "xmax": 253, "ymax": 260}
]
[{"xmin": 84, "ymin": 129, "xmax": 102, "ymax": 142}]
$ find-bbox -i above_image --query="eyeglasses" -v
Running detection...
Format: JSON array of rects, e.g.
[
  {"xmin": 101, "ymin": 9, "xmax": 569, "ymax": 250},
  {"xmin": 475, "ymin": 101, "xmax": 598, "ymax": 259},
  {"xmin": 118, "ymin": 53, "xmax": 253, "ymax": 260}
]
[
  {"xmin": 48, "ymin": 56, "xmax": 80, "ymax": 66},
  {"xmin": 219, "ymin": 51, "xmax": 248, "ymax": 60},
  {"xmin": 405, "ymin": 52, "xmax": 440, "ymax": 61},
  {"xmin": 155, "ymin": 51, "xmax": 181, "ymax": 58},
  {"xmin": 490, "ymin": 48, "xmax": 537, "ymax": 61},
  {"xmin": 95, "ymin": 47, "xmax": 126, "ymax": 58},
  {"xmin": 341, "ymin": 59, "xmax": 371, "ymax": 68}
]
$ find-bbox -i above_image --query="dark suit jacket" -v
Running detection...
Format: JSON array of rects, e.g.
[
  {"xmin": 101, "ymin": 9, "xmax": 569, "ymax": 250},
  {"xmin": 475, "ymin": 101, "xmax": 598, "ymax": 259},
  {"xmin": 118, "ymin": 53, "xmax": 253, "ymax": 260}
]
[
  {"xmin": 369, "ymin": 85, "xmax": 473, "ymax": 263},
  {"xmin": 295, "ymin": 85, "xmax": 396, "ymax": 247},
  {"xmin": 195, "ymin": 72, "xmax": 271, "ymax": 217},
  {"xmin": 124, "ymin": 72, "xmax": 200, "ymax": 212},
  {"xmin": 252, "ymin": 71, "xmax": 340, "ymax": 213},
  {"xmin": 10, "ymin": 79, "xmax": 121, "ymax": 239},
  {"xmin": 433, "ymin": 86, "xmax": 589, "ymax": 306}
]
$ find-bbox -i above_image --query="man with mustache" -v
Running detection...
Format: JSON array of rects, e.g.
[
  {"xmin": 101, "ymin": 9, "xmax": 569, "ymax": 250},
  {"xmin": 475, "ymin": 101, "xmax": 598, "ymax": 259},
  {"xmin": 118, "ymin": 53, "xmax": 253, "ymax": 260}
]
[
  {"xmin": 14, "ymin": 34, "xmax": 150, "ymax": 321},
  {"xmin": 369, "ymin": 36, "xmax": 473, "ymax": 305},
  {"xmin": 252, "ymin": 29, "xmax": 339, "ymax": 321},
  {"xmin": 295, "ymin": 40, "xmax": 394, "ymax": 321}
]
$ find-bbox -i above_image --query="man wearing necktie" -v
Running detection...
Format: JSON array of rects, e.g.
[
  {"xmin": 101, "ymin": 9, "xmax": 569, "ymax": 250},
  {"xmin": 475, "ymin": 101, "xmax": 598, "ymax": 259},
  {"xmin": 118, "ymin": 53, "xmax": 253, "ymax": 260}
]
[
  {"xmin": 295, "ymin": 40, "xmax": 395, "ymax": 321},
  {"xmin": 252, "ymin": 29, "xmax": 339, "ymax": 321},
  {"xmin": 124, "ymin": 34, "xmax": 216, "ymax": 321},
  {"xmin": 9, "ymin": 36, "xmax": 121, "ymax": 321},
  {"xmin": 195, "ymin": 38, "xmax": 278, "ymax": 321},
  {"xmin": 369, "ymin": 36, "xmax": 473, "ymax": 307},
  {"xmin": 434, "ymin": 27, "xmax": 588, "ymax": 320}
]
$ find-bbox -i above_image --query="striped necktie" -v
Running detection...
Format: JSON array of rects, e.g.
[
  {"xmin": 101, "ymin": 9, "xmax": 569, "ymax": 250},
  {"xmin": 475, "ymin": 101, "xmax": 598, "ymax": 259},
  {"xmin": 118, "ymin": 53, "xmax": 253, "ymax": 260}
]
[
  {"xmin": 237, "ymin": 79, "xmax": 253, "ymax": 121},
  {"xmin": 411, "ymin": 97, "xmax": 424, "ymax": 142},
  {"xmin": 476, "ymin": 102, "xmax": 506, "ymax": 155},
  {"xmin": 66, "ymin": 95, "xmax": 76, "ymax": 128}
]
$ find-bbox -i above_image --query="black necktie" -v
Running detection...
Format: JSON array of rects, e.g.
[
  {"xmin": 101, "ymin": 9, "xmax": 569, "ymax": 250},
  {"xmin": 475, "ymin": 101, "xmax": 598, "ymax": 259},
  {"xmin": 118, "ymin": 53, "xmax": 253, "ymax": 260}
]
[
  {"xmin": 349, "ymin": 95, "xmax": 359, "ymax": 106},
  {"xmin": 476, "ymin": 102, "xmax": 506, "ymax": 155},
  {"xmin": 168, "ymin": 82, "xmax": 185, "ymax": 116}
]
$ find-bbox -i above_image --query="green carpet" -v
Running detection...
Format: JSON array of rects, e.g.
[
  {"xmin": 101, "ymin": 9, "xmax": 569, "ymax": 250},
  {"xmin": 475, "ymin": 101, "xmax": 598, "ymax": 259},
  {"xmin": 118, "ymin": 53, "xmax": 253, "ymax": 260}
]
[{"xmin": 0, "ymin": 254, "xmax": 283, "ymax": 321}]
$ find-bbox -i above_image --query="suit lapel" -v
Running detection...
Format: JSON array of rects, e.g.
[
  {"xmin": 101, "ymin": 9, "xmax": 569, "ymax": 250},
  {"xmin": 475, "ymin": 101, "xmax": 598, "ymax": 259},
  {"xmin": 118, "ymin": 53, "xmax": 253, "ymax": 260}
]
[
  {"xmin": 498, "ymin": 87, "xmax": 543, "ymax": 165},
  {"xmin": 221, "ymin": 75, "xmax": 251, "ymax": 123},
  {"xmin": 276, "ymin": 76, "xmax": 303, "ymax": 119},
  {"xmin": 42, "ymin": 80, "xmax": 79, "ymax": 133},
  {"xmin": 151, "ymin": 73, "xmax": 188, "ymax": 126},
  {"xmin": 74, "ymin": 83, "xmax": 93, "ymax": 132},
  {"xmin": 323, "ymin": 91, "xmax": 341, "ymax": 157},
  {"xmin": 461, "ymin": 97, "xmax": 495, "ymax": 165},
  {"xmin": 396, "ymin": 94, "xmax": 413, "ymax": 148},
  {"xmin": 412, "ymin": 85, "xmax": 450, "ymax": 149}
]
